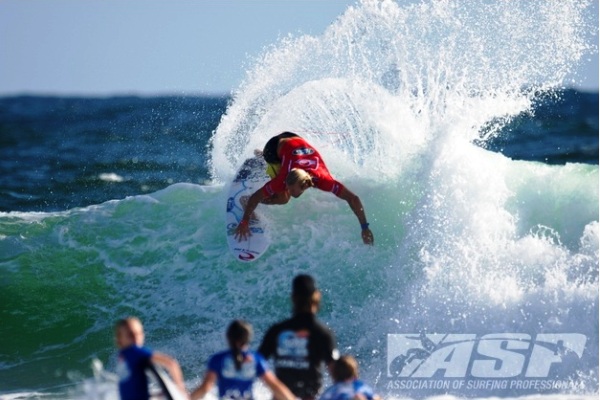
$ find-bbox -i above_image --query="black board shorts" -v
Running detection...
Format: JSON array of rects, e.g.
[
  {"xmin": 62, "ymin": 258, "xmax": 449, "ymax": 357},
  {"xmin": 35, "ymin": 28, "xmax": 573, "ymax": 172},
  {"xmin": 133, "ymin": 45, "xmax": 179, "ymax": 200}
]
[{"xmin": 262, "ymin": 131, "xmax": 300, "ymax": 164}]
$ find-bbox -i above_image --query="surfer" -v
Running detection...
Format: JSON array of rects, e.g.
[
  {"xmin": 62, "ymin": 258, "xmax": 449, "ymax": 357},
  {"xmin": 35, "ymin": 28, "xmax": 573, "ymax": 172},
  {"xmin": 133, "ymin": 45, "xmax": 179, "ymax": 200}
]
[
  {"xmin": 258, "ymin": 274, "xmax": 339, "ymax": 400},
  {"xmin": 114, "ymin": 317, "xmax": 186, "ymax": 400},
  {"xmin": 189, "ymin": 320, "xmax": 295, "ymax": 400},
  {"xmin": 234, "ymin": 132, "xmax": 374, "ymax": 245},
  {"xmin": 319, "ymin": 355, "xmax": 381, "ymax": 400}
]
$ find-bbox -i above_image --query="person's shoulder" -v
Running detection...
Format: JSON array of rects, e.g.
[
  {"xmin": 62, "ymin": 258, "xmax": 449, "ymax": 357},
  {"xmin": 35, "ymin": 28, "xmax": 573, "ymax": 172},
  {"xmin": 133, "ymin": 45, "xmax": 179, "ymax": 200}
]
[
  {"xmin": 311, "ymin": 319, "xmax": 337, "ymax": 353},
  {"xmin": 248, "ymin": 350, "xmax": 264, "ymax": 359},
  {"xmin": 266, "ymin": 317, "xmax": 294, "ymax": 333},
  {"xmin": 208, "ymin": 349, "xmax": 231, "ymax": 364},
  {"xmin": 353, "ymin": 380, "xmax": 369, "ymax": 389},
  {"xmin": 313, "ymin": 318, "xmax": 335, "ymax": 335},
  {"xmin": 320, "ymin": 382, "xmax": 351, "ymax": 400},
  {"xmin": 250, "ymin": 349, "xmax": 266, "ymax": 360},
  {"xmin": 354, "ymin": 380, "xmax": 375, "ymax": 396},
  {"xmin": 319, "ymin": 383, "xmax": 338, "ymax": 400},
  {"xmin": 122, "ymin": 344, "xmax": 153, "ymax": 357},
  {"xmin": 249, "ymin": 350, "xmax": 270, "ymax": 370},
  {"xmin": 212, "ymin": 349, "xmax": 231, "ymax": 359}
]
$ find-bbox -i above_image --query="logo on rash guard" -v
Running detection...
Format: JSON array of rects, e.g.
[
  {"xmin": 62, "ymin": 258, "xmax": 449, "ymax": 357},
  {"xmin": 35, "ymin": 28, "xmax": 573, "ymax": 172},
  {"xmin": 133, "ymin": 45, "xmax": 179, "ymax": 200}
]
[
  {"xmin": 292, "ymin": 148, "xmax": 315, "ymax": 156},
  {"xmin": 222, "ymin": 355, "xmax": 257, "ymax": 379},
  {"xmin": 277, "ymin": 330, "xmax": 309, "ymax": 357},
  {"xmin": 293, "ymin": 158, "xmax": 318, "ymax": 169},
  {"xmin": 275, "ymin": 330, "xmax": 311, "ymax": 370}
]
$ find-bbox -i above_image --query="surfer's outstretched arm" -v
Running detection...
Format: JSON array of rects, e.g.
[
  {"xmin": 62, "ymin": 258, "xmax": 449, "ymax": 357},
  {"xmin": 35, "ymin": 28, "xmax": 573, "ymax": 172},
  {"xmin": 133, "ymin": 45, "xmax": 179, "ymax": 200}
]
[
  {"xmin": 234, "ymin": 189, "xmax": 267, "ymax": 241},
  {"xmin": 152, "ymin": 352, "xmax": 186, "ymax": 395},
  {"xmin": 336, "ymin": 186, "xmax": 374, "ymax": 245},
  {"xmin": 189, "ymin": 370, "xmax": 217, "ymax": 400}
]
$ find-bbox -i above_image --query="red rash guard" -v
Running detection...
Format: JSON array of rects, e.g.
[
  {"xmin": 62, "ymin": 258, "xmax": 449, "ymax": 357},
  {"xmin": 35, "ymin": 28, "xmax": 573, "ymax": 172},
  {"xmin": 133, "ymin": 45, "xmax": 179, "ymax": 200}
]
[{"xmin": 262, "ymin": 137, "xmax": 345, "ymax": 197}]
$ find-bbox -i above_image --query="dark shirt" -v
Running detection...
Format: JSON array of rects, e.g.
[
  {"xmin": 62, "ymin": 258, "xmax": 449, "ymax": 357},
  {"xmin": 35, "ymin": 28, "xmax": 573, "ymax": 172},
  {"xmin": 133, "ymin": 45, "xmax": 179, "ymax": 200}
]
[{"xmin": 258, "ymin": 312, "xmax": 338, "ymax": 399}]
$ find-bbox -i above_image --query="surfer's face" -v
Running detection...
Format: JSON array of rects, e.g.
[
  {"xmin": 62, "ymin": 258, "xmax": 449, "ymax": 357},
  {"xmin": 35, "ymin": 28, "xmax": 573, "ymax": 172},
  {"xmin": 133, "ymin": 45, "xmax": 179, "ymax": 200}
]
[
  {"xmin": 115, "ymin": 319, "xmax": 145, "ymax": 349},
  {"xmin": 288, "ymin": 181, "xmax": 310, "ymax": 198},
  {"xmin": 115, "ymin": 326, "xmax": 134, "ymax": 348}
]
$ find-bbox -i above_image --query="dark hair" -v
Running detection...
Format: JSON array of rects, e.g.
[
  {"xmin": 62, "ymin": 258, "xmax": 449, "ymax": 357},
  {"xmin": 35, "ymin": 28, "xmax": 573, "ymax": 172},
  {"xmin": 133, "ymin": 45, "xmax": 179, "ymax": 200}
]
[
  {"xmin": 292, "ymin": 274, "xmax": 321, "ymax": 313},
  {"xmin": 292, "ymin": 274, "xmax": 317, "ymax": 297},
  {"xmin": 226, "ymin": 320, "xmax": 253, "ymax": 371}
]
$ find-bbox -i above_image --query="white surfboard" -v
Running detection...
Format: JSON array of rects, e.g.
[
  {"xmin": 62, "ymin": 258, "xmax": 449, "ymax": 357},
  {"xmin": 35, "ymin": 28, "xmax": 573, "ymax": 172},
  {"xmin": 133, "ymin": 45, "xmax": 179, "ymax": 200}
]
[
  {"xmin": 145, "ymin": 362, "xmax": 187, "ymax": 400},
  {"xmin": 226, "ymin": 156, "xmax": 270, "ymax": 262}
]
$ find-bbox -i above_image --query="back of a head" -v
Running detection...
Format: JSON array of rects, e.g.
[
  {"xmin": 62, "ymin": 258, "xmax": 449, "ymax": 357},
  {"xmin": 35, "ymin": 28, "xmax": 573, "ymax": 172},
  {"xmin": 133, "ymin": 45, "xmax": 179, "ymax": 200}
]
[
  {"xmin": 226, "ymin": 319, "xmax": 253, "ymax": 346},
  {"xmin": 292, "ymin": 274, "xmax": 321, "ymax": 313},
  {"xmin": 227, "ymin": 320, "xmax": 253, "ymax": 370},
  {"xmin": 332, "ymin": 355, "xmax": 360, "ymax": 382}
]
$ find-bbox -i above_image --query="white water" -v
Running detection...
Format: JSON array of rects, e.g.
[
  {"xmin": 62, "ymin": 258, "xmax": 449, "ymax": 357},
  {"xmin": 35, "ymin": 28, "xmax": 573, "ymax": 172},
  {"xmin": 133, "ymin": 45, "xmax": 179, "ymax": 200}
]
[{"xmin": 2, "ymin": 0, "xmax": 597, "ymax": 399}]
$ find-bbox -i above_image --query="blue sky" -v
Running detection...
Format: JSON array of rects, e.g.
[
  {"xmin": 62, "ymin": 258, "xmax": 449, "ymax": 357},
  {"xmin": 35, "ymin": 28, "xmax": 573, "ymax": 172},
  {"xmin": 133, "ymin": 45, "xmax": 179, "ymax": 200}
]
[{"xmin": 1, "ymin": 0, "xmax": 597, "ymax": 96}]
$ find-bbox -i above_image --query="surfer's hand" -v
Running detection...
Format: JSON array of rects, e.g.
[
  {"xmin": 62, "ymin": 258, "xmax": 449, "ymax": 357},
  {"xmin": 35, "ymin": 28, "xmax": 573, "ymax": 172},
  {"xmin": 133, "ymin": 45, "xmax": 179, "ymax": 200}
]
[
  {"xmin": 361, "ymin": 228, "xmax": 374, "ymax": 245},
  {"xmin": 234, "ymin": 219, "xmax": 251, "ymax": 241}
]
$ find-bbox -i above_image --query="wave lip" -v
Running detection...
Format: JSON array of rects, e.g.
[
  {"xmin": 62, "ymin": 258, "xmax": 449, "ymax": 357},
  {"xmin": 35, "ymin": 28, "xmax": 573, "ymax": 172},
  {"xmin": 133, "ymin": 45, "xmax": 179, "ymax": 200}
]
[{"xmin": 0, "ymin": 0, "xmax": 598, "ymax": 398}]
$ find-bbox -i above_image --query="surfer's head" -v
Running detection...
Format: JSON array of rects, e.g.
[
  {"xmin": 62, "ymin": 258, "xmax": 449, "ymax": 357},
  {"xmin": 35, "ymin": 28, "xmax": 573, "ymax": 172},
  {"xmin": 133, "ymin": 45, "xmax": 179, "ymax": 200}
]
[
  {"xmin": 331, "ymin": 355, "xmax": 360, "ymax": 382},
  {"xmin": 115, "ymin": 317, "xmax": 145, "ymax": 349},
  {"xmin": 286, "ymin": 168, "xmax": 314, "ymax": 198},
  {"xmin": 291, "ymin": 274, "xmax": 321, "ymax": 314},
  {"xmin": 226, "ymin": 319, "xmax": 253, "ymax": 371}
]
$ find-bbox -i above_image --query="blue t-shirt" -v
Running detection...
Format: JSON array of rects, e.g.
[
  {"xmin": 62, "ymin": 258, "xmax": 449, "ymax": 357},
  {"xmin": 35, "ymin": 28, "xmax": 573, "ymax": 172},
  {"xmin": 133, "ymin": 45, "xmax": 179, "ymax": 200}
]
[
  {"xmin": 117, "ymin": 345, "xmax": 153, "ymax": 400},
  {"xmin": 208, "ymin": 349, "xmax": 269, "ymax": 400},
  {"xmin": 319, "ymin": 380, "xmax": 376, "ymax": 400}
]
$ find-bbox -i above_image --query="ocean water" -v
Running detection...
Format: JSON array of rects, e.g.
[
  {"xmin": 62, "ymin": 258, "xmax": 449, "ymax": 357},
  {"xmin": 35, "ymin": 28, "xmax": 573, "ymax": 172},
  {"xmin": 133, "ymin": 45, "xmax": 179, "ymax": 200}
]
[{"xmin": 0, "ymin": 0, "xmax": 598, "ymax": 399}]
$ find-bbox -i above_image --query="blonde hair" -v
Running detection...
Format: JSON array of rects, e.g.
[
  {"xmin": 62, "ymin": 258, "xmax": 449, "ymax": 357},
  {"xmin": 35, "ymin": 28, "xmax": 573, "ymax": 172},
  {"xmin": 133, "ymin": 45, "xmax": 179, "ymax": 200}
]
[
  {"xmin": 286, "ymin": 168, "xmax": 314, "ymax": 188},
  {"xmin": 332, "ymin": 355, "xmax": 360, "ymax": 382}
]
